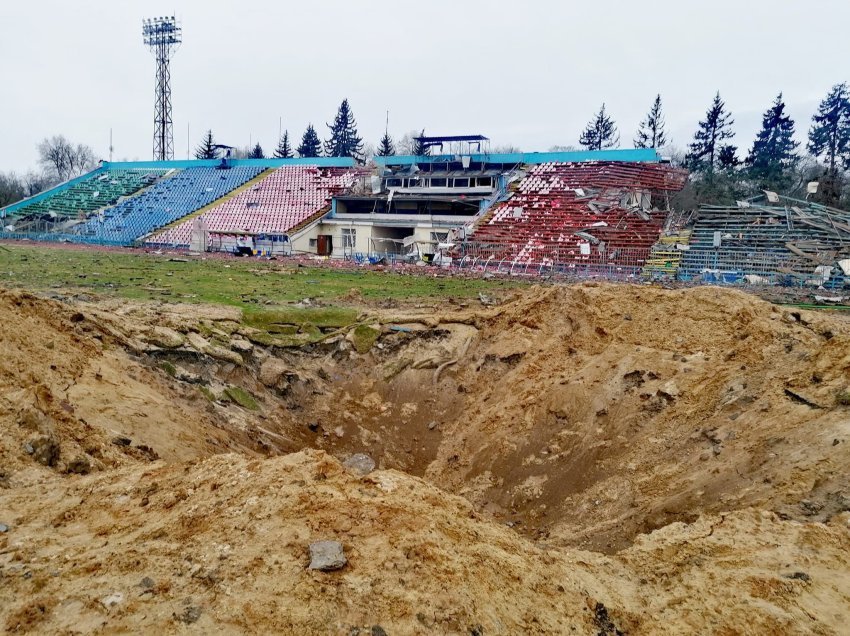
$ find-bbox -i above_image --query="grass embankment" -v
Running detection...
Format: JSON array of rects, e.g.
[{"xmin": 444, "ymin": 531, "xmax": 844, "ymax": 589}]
[
  {"xmin": 0, "ymin": 244, "xmax": 517, "ymax": 308},
  {"xmin": 0, "ymin": 243, "xmax": 519, "ymax": 349}
]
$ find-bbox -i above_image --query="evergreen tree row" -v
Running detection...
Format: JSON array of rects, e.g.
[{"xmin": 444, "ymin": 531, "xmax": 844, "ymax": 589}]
[
  {"xmin": 191, "ymin": 85, "xmax": 850, "ymax": 206},
  {"xmin": 574, "ymin": 84, "xmax": 850, "ymax": 206}
]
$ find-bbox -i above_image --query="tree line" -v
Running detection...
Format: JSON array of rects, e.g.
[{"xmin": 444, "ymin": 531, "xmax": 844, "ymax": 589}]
[
  {"xmin": 194, "ymin": 87, "xmax": 850, "ymax": 208},
  {"xmin": 578, "ymin": 83, "xmax": 850, "ymax": 208},
  {"xmin": 0, "ymin": 136, "xmax": 97, "ymax": 210},
  {"xmin": 194, "ymin": 99, "xmax": 431, "ymax": 162}
]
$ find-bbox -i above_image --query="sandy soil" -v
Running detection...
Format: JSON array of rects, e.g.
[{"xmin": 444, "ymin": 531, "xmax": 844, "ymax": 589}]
[{"xmin": 1, "ymin": 284, "xmax": 849, "ymax": 634}]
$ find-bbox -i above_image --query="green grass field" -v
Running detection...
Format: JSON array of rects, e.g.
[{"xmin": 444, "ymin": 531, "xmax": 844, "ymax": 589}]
[{"xmin": 0, "ymin": 244, "xmax": 520, "ymax": 310}]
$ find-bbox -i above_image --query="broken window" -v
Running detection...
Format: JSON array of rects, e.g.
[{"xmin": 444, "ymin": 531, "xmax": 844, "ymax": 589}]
[{"xmin": 341, "ymin": 228, "xmax": 356, "ymax": 250}]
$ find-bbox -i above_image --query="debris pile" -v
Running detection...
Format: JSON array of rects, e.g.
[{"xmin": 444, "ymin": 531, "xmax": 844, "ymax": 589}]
[
  {"xmin": 2, "ymin": 450, "xmax": 849, "ymax": 634},
  {"xmin": 680, "ymin": 193, "xmax": 850, "ymax": 286},
  {"xmin": 464, "ymin": 161, "xmax": 688, "ymax": 270}
]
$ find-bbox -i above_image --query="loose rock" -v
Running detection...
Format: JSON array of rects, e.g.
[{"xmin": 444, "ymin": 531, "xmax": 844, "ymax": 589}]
[
  {"xmin": 229, "ymin": 337, "xmax": 253, "ymax": 353},
  {"xmin": 28, "ymin": 435, "xmax": 60, "ymax": 467},
  {"xmin": 174, "ymin": 366, "xmax": 202, "ymax": 383},
  {"xmin": 66, "ymin": 454, "xmax": 92, "ymax": 475},
  {"xmin": 100, "ymin": 592, "xmax": 124, "ymax": 609},
  {"xmin": 259, "ymin": 358, "xmax": 289, "ymax": 388},
  {"xmin": 308, "ymin": 540, "xmax": 347, "ymax": 571},
  {"xmin": 143, "ymin": 326, "xmax": 185, "ymax": 349},
  {"xmin": 343, "ymin": 453, "xmax": 376, "ymax": 476}
]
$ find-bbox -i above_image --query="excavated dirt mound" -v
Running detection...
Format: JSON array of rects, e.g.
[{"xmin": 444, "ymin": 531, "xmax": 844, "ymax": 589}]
[
  {"xmin": 2, "ymin": 450, "xmax": 849, "ymax": 634},
  {"xmin": 1, "ymin": 283, "xmax": 850, "ymax": 633},
  {"xmin": 423, "ymin": 285, "xmax": 850, "ymax": 551},
  {"xmin": 275, "ymin": 284, "xmax": 850, "ymax": 552},
  {"xmin": 0, "ymin": 291, "xmax": 263, "ymax": 487}
]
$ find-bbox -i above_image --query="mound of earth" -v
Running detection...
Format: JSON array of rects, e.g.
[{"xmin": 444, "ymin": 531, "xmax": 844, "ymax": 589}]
[
  {"xmin": 1, "ymin": 283, "xmax": 850, "ymax": 633},
  {"xmin": 421, "ymin": 284, "xmax": 850, "ymax": 551},
  {"xmin": 2, "ymin": 450, "xmax": 849, "ymax": 634},
  {"xmin": 0, "ymin": 291, "xmax": 262, "ymax": 487}
]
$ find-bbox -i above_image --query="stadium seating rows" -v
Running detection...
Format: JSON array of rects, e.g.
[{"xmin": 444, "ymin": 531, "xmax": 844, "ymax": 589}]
[
  {"xmin": 470, "ymin": 162, "xmax": 687, "ymax": 265},
  {"xmin": 8, "ymin": 169, "xmax": 165, "ymax": 220},
  {"xmin": 72, "ymin": 166, "xmax": 264, "ymax": 244},
  {"xmin": 148, "ymin": 166, "xmax": 358, "ymax": 247}
]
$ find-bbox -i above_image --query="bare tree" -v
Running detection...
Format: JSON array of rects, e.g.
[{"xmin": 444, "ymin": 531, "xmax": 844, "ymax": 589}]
[
  {"xmin": 398, "ymin": 131, "xmax": 422, "ymax": 155},
  {"xmin": 23, "ymin": 170, "xmax": 52, "ymax": 196},
  {"xmin": 37, "ymin": 135, "xmax": 97, "ymax": 182},
  {"xmin": 0, "ymin": 172, "xmax": 26, "ymax": 208},
  {"xmin": 492, "ymin": 144, "xmax": 522, "ymax": 154},
  {"xmin": 229, "ymin": 146, "xmax": 252, "ymax": 159}
]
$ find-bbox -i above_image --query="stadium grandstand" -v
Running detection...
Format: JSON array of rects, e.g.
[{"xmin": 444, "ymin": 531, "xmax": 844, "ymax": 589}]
[
  {"xmin": 461, "ymin": 159, "xmax": 687, "ymax": 275},
  {"xmin": 2, "ymin": 147, "xmax": 679, "ymax": 263},
  {"xmin": 147, "ymin": 165, "xmax": 363, "ymax": 251},
  {"xmin": 4, "ymin": 143, "xmax": 848, "ymax": 287}
]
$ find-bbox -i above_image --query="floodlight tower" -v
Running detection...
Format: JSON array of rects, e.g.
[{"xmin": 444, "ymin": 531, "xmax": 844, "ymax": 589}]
[{"xmin": 143, "ymin": 16, "xmax": 182, "ymax": 161}]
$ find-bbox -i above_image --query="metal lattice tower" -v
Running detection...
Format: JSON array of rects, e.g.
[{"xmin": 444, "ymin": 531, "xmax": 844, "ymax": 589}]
[{"xmin": 143, "ymin": 16, "xmax": 182, "ymax": 161}]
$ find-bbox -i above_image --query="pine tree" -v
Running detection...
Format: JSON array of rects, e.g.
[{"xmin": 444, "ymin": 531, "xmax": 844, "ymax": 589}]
[
  {"xmin": 686, "ymin": 92, "xmax": 735, "ymax": 174},
  {"xmin": 412, "ymin": 130, "xmax": 430, "ymax": 156},
  {"xmin": 807, "ymin": 82, "xmax": 850, "ymax": 177},
  {"xmin": 634, "ymin": 94, "xmax": 668, "ymax": 149},
  {"xmin": 717, "ymin": 144, "xmax": 740, "ymax": 171},
  {"xmin": 579, "ymin": 104, "xmax": 619, "ymax": 151},
  {"xmin": 194, "ymin": 130, "xmax": 217, "ymax": 160},
  {"xmin": 324, "ymin": 98, "xmax": 364, "ymax": 160},
  {"xmin": 273, "ymin": 131, "xmax": 293, "ymax": 159},
  {"xmin": 297, "ymin": 124, "xmax": 322, "ymax": 158},
  {"xmin": 377, "ymin": 131, "xmax": 395, "ymax": 156},
  {"xmin": 249, "ymin": 143, "xmax": 264, "ymax": 159},
  {"xmin": 747, "ymin": 93, "xmax": 799, "ymax": 190}
]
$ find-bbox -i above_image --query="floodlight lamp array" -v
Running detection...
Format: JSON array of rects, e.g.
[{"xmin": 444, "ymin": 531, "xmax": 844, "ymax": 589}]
[{"xmin": 142, "ymin": 16, "xmax": 182, "ymax": 47}]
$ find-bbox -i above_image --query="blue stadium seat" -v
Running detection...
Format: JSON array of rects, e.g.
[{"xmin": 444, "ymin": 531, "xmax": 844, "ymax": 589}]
[{"xmin": 71, "ymin": 166, "xmax": 263, "ymax": 245}]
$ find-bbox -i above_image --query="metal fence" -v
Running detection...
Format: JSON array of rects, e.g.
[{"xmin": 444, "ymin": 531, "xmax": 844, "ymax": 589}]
[
  {"xmin": 0, "ymin": 231, "xmax": 129, "ymax": 247},
  {"xmin": 2, "ymin": 232, "xmax": 846, "ymax": 290},
  {"xmin": 453, "ymin": 243, "xmax": 653, "ymax": 281},
  {"xmin": 677, "ymin": 248, "xmax": 846, "ymax": 289},
  {"xmin": 450, "ymin": 242, "xmax": 847, "ymax": 289}
]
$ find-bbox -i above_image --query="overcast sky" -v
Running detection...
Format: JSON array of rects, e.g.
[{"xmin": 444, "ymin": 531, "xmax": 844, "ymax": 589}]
[{"xmin": 1, "ymin": 0, "xmax": 848, "ymax": 173}]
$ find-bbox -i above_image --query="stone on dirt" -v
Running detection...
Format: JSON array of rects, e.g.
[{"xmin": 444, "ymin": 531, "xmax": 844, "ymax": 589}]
[
  {"xmin": 175, "ymin": 606, "xmax": 203, "ymax": 624},
  {"xmin": 66, "ymin": 454, "xmax": 92, "ymax": 475},
  {"xmin": 139, "ymin": 576, "xmax": 155, "ymax": 589},
  {"xmin": 259, "ymin": 358, "xmax": 289, "ymax": 388},
  {"xmin": 100, "ymin": 592, "xmax": 124, "ymax": 609},
  {"xmin": 308, "ymin": 540, "xmax": 347, "ymax": 571},
  {"xmin": 27, "ymin": 435, "xmax": 60, "ymax": 467},
  {"xmin": 343, "ymin": 453, "xmax": 376, "ymax": 476}
]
